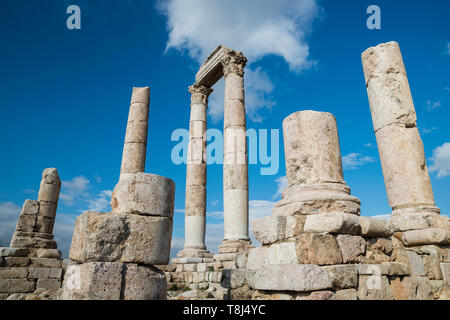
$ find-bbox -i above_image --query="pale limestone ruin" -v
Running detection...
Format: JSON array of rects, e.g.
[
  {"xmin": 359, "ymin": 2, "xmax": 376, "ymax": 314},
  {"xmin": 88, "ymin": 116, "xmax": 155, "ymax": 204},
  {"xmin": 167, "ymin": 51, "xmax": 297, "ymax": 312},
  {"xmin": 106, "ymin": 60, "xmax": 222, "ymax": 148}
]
[
  {"xmin": 0, "ymin": 168, "xmax": 64, "ymax": 300},
  {"xmin": 164, "ymin": 42, "xmax": 450, "ymax": 300},
  {"xmin": 1, "ymin": 42, "xmax": 449, "ymax": 300},
  {"xmin": 173, "ymin": 46, "xmax": 252, "ymax": 274},
  {"xmin": 61, "ymin": 87, "xmax": 175, "ymax": 300}
]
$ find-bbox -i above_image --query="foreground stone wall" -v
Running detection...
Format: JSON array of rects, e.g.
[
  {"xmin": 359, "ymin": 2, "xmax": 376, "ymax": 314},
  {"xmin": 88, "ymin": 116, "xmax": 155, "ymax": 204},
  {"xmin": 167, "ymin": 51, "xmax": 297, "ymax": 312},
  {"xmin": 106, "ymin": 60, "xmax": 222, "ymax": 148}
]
[{"xmin": 0, "ymin": 168, "xmax": 64, "ymax": 300}]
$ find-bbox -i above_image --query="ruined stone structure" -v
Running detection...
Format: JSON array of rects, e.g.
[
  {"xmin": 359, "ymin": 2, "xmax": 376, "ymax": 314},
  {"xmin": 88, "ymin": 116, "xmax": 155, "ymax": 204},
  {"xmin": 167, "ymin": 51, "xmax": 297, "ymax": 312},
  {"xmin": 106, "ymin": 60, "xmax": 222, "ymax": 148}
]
[
  {"xmin": 2, "ymin": 42, "xmax": 449, "ymax": 301},
  {"xmin": 61, "ymin": 87, "xmax": 175, "ymax": 300},
  {"xmin": 0, "ymin": 168, "xmax": 64, "ymax": 300},
  {"xmin": 165, "ymin": 42, "xmax": 450, "ymax": 301},
  {"xmin": 174, "ymin": 46, "xmax": 252, "ymax": 272}
]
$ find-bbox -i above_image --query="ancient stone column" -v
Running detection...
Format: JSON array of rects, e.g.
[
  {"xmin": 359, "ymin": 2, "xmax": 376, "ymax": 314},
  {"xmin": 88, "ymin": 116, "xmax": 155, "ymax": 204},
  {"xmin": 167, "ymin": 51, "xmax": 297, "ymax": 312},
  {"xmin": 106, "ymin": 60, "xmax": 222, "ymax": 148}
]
[
  {"xmin": 10, "ymin": 168, "xmax": 61, "ymax": 249},
  {"xmin": 181, "ymin": 83, "xmax": 212, "ymax": 256},
  {"xmin": 273, "ymin": 111, "xmax": 360, "ymax": 216},
  {"xmin": 361, "ymin": 41, "xmax": 441, "ymax": 231},
  {"xmin": 220, "ymin": 51, "xmax": 251, "ymax": 251},
  {"xmin": 120, "ymin": 87, "xmax": 150, "ymax": 177}
]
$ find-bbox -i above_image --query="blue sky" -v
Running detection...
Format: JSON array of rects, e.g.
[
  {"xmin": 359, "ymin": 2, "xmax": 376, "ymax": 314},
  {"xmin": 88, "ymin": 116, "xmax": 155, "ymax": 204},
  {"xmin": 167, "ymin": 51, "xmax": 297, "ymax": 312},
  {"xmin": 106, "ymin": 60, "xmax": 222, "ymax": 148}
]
[{"xmin": 0, "ymin": 0, "xmax": 449, "ymax": 257}]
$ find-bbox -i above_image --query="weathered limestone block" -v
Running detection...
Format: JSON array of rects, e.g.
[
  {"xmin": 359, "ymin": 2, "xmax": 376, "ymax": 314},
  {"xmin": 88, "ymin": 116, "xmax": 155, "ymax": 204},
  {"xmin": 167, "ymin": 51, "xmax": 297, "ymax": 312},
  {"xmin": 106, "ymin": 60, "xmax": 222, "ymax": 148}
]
[
  {"xmin": 61, "ymin": 262, "xmax": 123, "ymax": 300},
  {"xmin": 304, "ymin": 212, "xmax": 360, "ymax": 234},
  {"xmin": 407, "ymin": 251, "xmax": 426, "ymax": 276},
  {"xmin": 120, "ymin": 87, "xmax": 150, "ymax": 175},
  {"xmin": 253, "ymin": 264, "xmax": 333, "ymax": 292},
  {"xmin": 367, "ymin": 237, "xmax": 393, "ymax": 256},
  {"xmin": 186, "ymin": 164, "xmax": 206, "ymax": 187},
  {"xmin": 333, "ymin": 289, "xmax": 358, "ymax": 300},
  {"xmin": 223, "ymin": 164, "xmax": 248, "ymax": 190},
  {"xmin": 123, "ymin": 264, "xmax": 167, "ymax": 300},
  {"xmin": 28, "ymin": 268, "xmax": 62, "ymax": 279},
  {"xmin": 401, "ymin": 276, "xmax": 434, "ymax": 300},
  {"xmin": 359, "ymin": 216, "xmax": 393, "ymax": 237},
  {"xmin": 0, "ymin": 279, "xmax": 35, "ymax": 294},
  {"xmin": 37, "ymin": 168, "xmax": 61, "ymax": 204},
  {"xmin": 268, "ymin": 242, "xmax": 299, "ymax": 265},
  {"xmin": 336, "ymin": 235, "xmax": 366, "ymax": 263},
  {"xmin": 375, "ymin": 125, "xmax": 434, "ymax": 209},
  {"xmin": 273, "ymin": 185, "xmax": 361, "ymax": 216},
  {"xmin": 29, "ymin": 257, "xmax": 63, "ymax": 268},
  {"xmin": 10, "ymin": 234, "xmax": 57, "ymax": 249},
  {"xmin": 111, "ymin": 173, "xmax": 175, "ymax": 218},
  {"xmin": 251, "ymin": 216, "xmax": 285, "ymax": 245},
  {"xmin": 390, "ymin": 209, "xmax": 448, "ymax": 232},
  {"xmin": 441, "ymin": 263, "xmax": 450, "ymax": 284},
  {"xmin": 295, "ymin": 233, "xmax": 343, "ymax": 265},
  {"xmin": 246, "ymin": 247, "xmax": 269, "ymax": 270},
  {"xmin": 223, "ymin": 189, "xmax": 249, "ymax": 242},
  {"xmin": 184, "ymin": 185, "xmax": 206, "ymax": 216},
  {"xmin": 0, "ymin": 267, "xmax": 29, "ymax": 279},
  {"xmin": 296, "ymin": 290, "xmax": 334, "ymax": 300},
  {"xmin": 322, "ymin": 265, "xmax": 358, "ymax": 289},
  {"xmin": 422, "ymin": 255, "xmax": 443, "ymax": 280},
  {"xmin": 70, "ymin": 211, "xmax": 172, "ymax": 265},
  {"xmin": 282, "ymin": 111, "xmax": 345, "ymax": 185},
  {"xmin": 402, "ymin": 228, "xmax": 450, "ymax": 246},
  {"xmin": 358, "ymin": 275, "xmax": 394, "ymax": 300},
  {"xmin": 0, "ymin": 247, "xmax": 29, "ymax": 257},
  {"xmin": 37, "ymin": 279, "xmax": 60, "ymax": 291}
]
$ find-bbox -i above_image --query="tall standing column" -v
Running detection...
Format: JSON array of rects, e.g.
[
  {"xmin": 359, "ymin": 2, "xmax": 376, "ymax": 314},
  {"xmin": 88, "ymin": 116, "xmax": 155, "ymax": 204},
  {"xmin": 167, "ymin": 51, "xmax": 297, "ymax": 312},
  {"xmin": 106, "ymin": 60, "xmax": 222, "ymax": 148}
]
[
  {"xmin": 180, "ymin": 83, "xmax": 213, "ymax": 257},
  {"xmin": 362, "ymin": 41, "xmax": 442, "ymax": 232},
  {"xmin": 120, "ymin": 87, "xmax": 150, "ymax": 177},
  {"xmin": 220, "ymin": 51, "xmax": 251, "ymax": 251}
]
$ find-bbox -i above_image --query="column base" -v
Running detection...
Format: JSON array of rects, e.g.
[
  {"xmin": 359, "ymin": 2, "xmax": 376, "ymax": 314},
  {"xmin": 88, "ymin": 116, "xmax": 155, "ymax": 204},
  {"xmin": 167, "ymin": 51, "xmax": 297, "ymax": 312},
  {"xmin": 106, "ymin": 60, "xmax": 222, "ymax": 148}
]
[
  {"xmin": 390, "ymin": 206, "xmax": 446, "ymax": 232},
  {"xmin": 273, "ymin": 183, "xmax": 361, "ymax": 216}
]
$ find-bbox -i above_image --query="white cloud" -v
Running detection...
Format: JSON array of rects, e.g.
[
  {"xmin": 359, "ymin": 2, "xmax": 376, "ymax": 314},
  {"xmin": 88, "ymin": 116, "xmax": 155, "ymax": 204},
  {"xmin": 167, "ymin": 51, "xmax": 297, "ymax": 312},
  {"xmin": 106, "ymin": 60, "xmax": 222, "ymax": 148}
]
[
  {"xmin": 207, "ymin": 211, "xmax": 223, "ymax": 219},
  {"xmin": 158, "ymin": 0, "xmax": 320, "ymax": 122},
  {"xmin": 0, "ymin": 202, "xmax": 21, "ymax": 247},
  {"xmin": 342, "ymin": 153, "xmax": 376, "ymax": 170},
  {"xmin": 208, "ymin": 67, "xmax": 275, "ymax": 122},
  {"xmin": 59, "ymin": 176, "xmax": 91, "ymax": 205},
  {"xmin": 429, "ymin": 142, "xmax": 450, "ymax": 178},
  {"xmin": 273, "ymin": 176, "xmax": 288, "ymax": 199},
  {"xmin": 86, "ymin": 190, "xmax": 113, "ymax": 212},
  {"xmin": 175, "ymin": 209, "xmax": 185, "ymax": 214},
  {"xmin": 426, "ymin": 100, "xmax": 441, "ymax": 112},
  {"xmin": 211, "ymin": 200, "xmax": 219, "ymax": 206},
  {"xmin": 370, "ymin": 214, "xmax": 390, "ymax": 221},
  {"xmin": 364, "ymin": 143, "xmax": 373, "ymax": 148},
  {"xmin": 420, "ymin": 126, "xmax": 438, "ymax": 134},
  {"xmin": 159, "ymin": 0, "xmax": 320, "ymax": 71}
]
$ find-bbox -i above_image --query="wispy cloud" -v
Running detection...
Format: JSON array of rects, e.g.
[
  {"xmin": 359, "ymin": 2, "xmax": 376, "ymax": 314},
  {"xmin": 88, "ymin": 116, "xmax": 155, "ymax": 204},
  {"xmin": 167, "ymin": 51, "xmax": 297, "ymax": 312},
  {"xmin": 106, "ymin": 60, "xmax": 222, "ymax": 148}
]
[
  {"xmin": 420, "ymin": 126, "xmax": 438, "ymax": 135},
  {"xmin": 371, "ymin": 214, "xmax": 390, "ymax": 221},
  {"xmin": 429, "ymin": 142, "xmax": 450, "ymax": 178},
  {"xmin": 426, "ymin": 100, "xmax": 442, "ymax": 112},
  {"xmin": 342, "ymin": 153, "xmax": 376, "ymax": 170},
  {"xmin": 0, "ymin": 202, "xmax": 21, "ymax": 247},
  {"xmin": 59, "ymin": 176, "xmax": 91, "ymax": 205},
  {"xmin": 86, "ymin": 190, "xmax": 113, "ymax": 212},
  {"xmin": 364, "ymin": 143, "xmax": 373, "ymax": 148},
  {"xmin": 445, "ymin": 42, "xmax": 450, "ymax": 55},
  {"xmin": 273, "ymin": 176, "xmax": 288, "ymax": 199}
]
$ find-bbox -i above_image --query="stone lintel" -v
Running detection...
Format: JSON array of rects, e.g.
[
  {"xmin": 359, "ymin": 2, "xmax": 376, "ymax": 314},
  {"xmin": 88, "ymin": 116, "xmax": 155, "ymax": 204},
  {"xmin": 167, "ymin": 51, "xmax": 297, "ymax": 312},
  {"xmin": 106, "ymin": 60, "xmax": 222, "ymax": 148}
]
[{"xmin": 195, "ymin": 45, "xmax": 229, "ymax": 87}]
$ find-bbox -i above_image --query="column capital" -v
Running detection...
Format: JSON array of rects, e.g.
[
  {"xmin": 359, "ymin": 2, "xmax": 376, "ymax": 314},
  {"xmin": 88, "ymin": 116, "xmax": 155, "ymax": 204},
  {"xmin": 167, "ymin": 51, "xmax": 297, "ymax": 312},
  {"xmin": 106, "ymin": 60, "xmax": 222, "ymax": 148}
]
[
  {"xmin": 222, "ymin": 51, "xmax": 248, "ymax": 77},
  {"xmin": 189, "ymin": 83, "xmax": 213, "ymax": 104}
]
